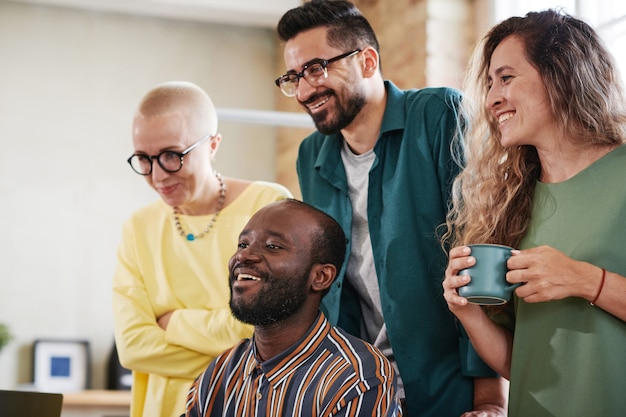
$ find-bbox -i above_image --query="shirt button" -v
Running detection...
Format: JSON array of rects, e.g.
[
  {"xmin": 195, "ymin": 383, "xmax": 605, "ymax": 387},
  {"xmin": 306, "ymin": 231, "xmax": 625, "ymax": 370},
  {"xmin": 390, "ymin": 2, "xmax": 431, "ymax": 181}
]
[{"xmin": 257, "ymin": 392, "xmax": 262, "ymax": 400}]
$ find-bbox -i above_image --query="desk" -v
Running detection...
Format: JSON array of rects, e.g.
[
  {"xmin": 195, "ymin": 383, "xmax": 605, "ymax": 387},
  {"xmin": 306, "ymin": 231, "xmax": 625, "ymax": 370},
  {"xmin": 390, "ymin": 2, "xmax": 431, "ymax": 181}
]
[{"xmin": 62, "ymin": 389, "xmax": 131, "ymax": 417}]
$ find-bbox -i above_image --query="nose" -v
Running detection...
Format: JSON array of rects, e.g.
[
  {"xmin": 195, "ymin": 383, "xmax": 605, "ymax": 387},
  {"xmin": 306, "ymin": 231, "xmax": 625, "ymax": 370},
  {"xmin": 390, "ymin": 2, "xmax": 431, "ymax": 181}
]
[
  {"xmin": 486, "ymin": 83, "xmax": 504, "ymax": 110},
  {"xmin": 235, "ymin": 244, "xmax": 262, "ymax": 264},
  {"xmin": 150, "ymin": 160, "xmax": 171, "ymax": 181},
  {"xmin": 295, "ymin": 77, "xmax": 317, "ymax": 102}
]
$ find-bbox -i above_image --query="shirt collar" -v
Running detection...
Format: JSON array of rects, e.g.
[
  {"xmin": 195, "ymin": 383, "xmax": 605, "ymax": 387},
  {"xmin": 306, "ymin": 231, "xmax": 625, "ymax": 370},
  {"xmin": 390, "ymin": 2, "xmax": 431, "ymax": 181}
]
[
  {"xmin": 380, "ymin": 80, "xmax": 408, "ymax": 135},
  {"xmin": 245, "ymin": 312, "xmax": 332, "ymax": 387},
  {"xmin": 313, "ymin": 80, "xmax": 406, "ymax": 170}
]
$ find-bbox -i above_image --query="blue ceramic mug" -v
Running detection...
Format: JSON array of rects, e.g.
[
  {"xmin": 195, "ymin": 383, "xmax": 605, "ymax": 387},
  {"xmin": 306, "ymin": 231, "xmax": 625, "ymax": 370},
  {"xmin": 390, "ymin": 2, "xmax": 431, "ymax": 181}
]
[{"xmin": 458, "ymin": 244, "xmax": 520, "ymax": 305}]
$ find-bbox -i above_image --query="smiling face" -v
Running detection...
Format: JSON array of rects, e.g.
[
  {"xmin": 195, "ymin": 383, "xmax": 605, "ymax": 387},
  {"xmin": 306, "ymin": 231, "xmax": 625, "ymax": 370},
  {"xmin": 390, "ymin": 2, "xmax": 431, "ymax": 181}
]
[
  {"xmin": 131, "ymin": 82, "xmax": 222, "ymax": 214},
  {"xmin": 228, "ymin": 202, "xmax": 321, "ymax": 327},
  {"xmin": 283, "ymin": 26, "xmax": 366, "ymax": 135},
  {"xmin": 486, "ymin": 35, "xmax": 559, "ymax": 149},
  {"xmin": 132, "ymin": 112, "xmax": 215, "ymax": 211}
]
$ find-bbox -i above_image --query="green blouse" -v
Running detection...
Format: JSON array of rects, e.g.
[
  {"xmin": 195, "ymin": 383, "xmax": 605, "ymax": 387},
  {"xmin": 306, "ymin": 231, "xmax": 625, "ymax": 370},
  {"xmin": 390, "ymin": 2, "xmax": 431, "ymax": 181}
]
[{"xmin": 510, "ymin": 144, "xmax": 626, "ymax": 416}]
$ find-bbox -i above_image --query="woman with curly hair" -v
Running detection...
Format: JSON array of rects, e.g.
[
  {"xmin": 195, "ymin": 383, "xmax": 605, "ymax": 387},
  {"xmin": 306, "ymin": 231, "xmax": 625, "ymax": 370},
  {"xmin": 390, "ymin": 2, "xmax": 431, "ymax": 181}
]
[{"xmin": 442, "ymin": 9, "xmax": 626, "ymax": 416}]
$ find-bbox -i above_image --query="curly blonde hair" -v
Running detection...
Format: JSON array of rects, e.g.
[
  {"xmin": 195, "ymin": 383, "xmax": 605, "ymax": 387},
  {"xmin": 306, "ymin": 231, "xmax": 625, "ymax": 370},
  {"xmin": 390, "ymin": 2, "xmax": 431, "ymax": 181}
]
[{"xmin": 442, "ymin": 9, "xmax": 626, "ymax": 249}]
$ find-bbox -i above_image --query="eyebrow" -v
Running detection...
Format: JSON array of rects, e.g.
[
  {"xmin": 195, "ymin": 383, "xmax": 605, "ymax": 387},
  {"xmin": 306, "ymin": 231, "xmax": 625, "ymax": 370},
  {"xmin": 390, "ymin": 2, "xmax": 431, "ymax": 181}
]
[
  {"xmin": 491, "ymin": 65, "xmax": 514, "ymax": 77},
  {"xmin": 303, "ymin": 57, "xmax": 325, "ymax": 67},
  {"xmin": 133, "ymin": 145, "xmax": 183, "ymax": 155},
  {"xmin": 285, "ymin": 57, "xmax": 326, "ymax": 75},
  {"xmin": 487, "ymin": 65, "xmax": 513, "ymax": 83},
  {"xmin": 239, "ymin": 229, "xmax": 289, "ymax": 241}
]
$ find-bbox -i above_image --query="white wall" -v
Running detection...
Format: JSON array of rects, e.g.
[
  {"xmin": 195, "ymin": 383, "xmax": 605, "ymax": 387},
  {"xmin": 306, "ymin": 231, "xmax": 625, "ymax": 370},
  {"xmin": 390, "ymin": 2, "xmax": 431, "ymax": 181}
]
[{"xmin": 0, "ymin": 1, "xmax": 289, "ymax": 389}]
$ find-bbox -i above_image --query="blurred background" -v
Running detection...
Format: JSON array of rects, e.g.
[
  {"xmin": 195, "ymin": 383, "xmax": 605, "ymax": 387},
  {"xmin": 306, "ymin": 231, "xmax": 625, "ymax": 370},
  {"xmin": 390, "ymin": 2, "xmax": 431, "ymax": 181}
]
[{"xmin": 1, "ymin": 0, "xmax": 625, "ymax": 391}]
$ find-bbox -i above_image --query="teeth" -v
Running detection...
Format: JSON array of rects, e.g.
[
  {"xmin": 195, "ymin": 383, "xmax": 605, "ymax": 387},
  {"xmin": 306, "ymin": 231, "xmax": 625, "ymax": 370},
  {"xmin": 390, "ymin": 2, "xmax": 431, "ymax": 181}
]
[
  {"xmin": 498, "ymin": 112, "xmax": 513, "ymax": 125},
  {"xmin": 237, "ymin": 274, "xmax": 261, "ymax": 282},
  {"xmin": 309, "ymin": 96, "xmax": 329, "ymax": 110}
]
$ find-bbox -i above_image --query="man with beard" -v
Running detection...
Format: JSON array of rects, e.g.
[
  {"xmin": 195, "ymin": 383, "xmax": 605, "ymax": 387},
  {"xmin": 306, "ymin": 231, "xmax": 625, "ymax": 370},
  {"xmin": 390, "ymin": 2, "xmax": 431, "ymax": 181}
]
[
  {"xmin": 183, "ymin": 199, "xmax": 401, "ymax": 417},
  {"xmin": 274, "ymin": 1, "xmax": 507, "ymax": 416}
]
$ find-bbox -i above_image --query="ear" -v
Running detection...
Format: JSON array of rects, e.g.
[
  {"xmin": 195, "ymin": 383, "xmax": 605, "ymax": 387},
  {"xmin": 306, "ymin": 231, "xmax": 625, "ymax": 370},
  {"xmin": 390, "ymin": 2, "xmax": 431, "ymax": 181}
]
[
  {"xmin": 360, "ymin": 46, "xmax": 379, "ymax": 78},
  {"xmin": 310, "ymin": 263, "xmax": 337, "ymax": 293},
  {"xmin": 209, "ymin": 133, "xmax": 222, "ymax": 159}
]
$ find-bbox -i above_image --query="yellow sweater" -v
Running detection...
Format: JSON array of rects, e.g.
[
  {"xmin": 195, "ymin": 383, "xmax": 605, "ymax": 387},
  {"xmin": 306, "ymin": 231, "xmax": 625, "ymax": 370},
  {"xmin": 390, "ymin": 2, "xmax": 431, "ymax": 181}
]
[{"xmin": 112, "ymin": 181, "xmax": 291, "ymax": 417}]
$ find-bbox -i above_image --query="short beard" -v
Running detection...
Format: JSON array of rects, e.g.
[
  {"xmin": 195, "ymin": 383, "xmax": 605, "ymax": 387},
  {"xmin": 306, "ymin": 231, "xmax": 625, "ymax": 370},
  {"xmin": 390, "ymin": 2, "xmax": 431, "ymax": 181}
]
[
  {"xmin": 307, "ymin": 88, "xmax": 366, "ymax": 135},
  {"xmin": 229, "ymin": 272, "xmax": 309, "ymax": 327}
]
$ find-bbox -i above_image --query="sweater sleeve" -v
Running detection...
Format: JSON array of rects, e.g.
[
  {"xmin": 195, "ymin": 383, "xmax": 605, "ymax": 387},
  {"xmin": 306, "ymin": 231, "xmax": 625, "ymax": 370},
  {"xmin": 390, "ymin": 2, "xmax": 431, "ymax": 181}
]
[{"xmin": 112, "ymin": 220, "xmax": 242, "ymax": 379}]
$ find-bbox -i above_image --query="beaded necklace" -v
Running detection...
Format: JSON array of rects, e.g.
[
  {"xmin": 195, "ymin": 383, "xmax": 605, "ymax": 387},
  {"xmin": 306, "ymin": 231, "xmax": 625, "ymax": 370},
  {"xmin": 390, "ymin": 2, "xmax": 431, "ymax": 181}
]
[{"xmin": 173, "ymin": 172, "xmax": 226, "ymax": 241}]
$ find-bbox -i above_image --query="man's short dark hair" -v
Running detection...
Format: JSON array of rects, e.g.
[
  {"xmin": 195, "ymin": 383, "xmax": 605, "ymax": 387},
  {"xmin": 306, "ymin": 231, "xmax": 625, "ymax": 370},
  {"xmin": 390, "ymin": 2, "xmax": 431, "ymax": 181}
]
[
  {"xmin": 283, "ymin": 199, "xmax": 346, "ymax": 272},
  {"xmin": 276, "ymin": 0, "xmax": 380, "ymax": 55}
]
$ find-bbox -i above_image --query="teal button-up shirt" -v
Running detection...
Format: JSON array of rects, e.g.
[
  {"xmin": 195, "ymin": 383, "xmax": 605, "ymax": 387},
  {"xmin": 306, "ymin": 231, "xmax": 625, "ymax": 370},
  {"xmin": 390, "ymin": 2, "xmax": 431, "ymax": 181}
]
[{"xmin": 297, "ymin": 81, "xmax": 495, "ymax": 417}]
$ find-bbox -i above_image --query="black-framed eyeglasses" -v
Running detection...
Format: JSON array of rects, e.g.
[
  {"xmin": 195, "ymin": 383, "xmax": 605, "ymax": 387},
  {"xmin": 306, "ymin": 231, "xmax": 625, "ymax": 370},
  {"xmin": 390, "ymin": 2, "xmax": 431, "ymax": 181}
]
[
  {"xmin": 127, "ymin": 133, "xmax": 213, "ymax": 176},
  {"xmin": 275, "ymin": 49, "xmax": 361, "ymax": 97}
]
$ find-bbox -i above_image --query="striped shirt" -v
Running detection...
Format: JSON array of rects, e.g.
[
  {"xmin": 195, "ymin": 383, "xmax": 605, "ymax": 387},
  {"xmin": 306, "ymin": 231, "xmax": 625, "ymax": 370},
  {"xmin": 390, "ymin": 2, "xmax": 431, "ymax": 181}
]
[{"xmin": 184, "ymin": 312, "xmax": 401, "ymax": 417}]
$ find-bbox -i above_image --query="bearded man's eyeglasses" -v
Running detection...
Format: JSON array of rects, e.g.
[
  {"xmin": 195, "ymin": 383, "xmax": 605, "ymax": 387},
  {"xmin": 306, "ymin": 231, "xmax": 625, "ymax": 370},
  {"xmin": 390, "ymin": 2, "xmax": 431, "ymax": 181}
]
[{"xmin": 274, "ymin": 49, "xmax": 361, "ymax": 97}]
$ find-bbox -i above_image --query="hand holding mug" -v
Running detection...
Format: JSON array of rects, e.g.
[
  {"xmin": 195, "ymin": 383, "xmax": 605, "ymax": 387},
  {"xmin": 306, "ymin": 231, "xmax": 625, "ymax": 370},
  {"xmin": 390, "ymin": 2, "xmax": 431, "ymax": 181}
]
[{"xmin": 457, "ymin": 244, "xmax": 520, "ymax": 305}]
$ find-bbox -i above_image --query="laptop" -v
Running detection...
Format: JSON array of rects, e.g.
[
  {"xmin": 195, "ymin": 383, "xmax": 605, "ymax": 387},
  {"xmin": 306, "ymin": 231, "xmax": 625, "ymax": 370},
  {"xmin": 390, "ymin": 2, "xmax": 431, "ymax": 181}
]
[{"xmin": 0, "ymin": 389, "xmax": 63, "ymax": 417}]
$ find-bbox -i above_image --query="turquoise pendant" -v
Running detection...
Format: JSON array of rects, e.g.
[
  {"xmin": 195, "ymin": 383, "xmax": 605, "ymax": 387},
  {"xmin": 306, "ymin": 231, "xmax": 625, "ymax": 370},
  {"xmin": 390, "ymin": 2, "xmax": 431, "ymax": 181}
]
[{"xmin": 186, "ymin": 234, "xmax": 195, "ymax": 241}]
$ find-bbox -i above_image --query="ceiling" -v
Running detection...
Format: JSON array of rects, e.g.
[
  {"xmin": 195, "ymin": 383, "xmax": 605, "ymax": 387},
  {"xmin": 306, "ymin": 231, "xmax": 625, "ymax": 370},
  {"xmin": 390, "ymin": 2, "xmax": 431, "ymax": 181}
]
[{"xmin": 6, "ymin": 0, "xmax": 302, "ymax": 28}]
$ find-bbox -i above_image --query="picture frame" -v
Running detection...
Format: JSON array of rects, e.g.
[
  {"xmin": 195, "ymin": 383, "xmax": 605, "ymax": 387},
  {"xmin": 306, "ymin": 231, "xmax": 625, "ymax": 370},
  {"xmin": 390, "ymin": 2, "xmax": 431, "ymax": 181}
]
[{"xmin": 33, "ymin": 339, "xmax": 90, "ymax": 393}]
